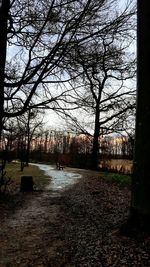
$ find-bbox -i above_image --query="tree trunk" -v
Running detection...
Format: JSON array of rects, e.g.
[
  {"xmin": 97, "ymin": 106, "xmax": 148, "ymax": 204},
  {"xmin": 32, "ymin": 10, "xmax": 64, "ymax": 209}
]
[
  {"xmin": 25, "ymin": 128, "xmax": 30, "ymax": 167},
  {"xmin": 0, "ymin": 0, "xmax": 10, "ymax": 138},
  {"xmin": 25, "ymin": 139, "xmax": 30, "ymax": 167},
  {"xmin": 121, "ymin": 0, "xmax": 150, "ymax": 235},
  {"xmin": 91, "ymin": 107, "xmax": 100, "ymax": 170}
]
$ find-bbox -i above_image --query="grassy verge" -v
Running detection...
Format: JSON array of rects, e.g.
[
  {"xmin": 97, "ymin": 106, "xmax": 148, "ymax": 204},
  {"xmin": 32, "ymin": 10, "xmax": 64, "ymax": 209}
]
[
  {"xmin": 0, "ymin": 162, "xmax": 51, "ymax": 216},
  {"xmin": 103, "ymin": 172, "xmax": 131, "ymax": 187},
  {"xmin": 66, "ymin": 167, "xmax": 131, "ymax": 187},
  {"xmin": 4, "ymin": 162, "xmax": 51, "ymax": 192}
]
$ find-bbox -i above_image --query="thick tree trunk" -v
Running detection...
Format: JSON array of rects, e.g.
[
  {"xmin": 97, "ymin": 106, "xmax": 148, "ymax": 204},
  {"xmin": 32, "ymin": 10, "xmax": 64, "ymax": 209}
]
[
  {"xmin": 0, "ymin": 0, "xmax": 9, "ymax": 138},
  {"xmin": 121, "ymin": 0, "xmax": 150, "ymax": 235},
  {"xmin": 131, "ymin": 0, "xmax": 150, "ymax": 224}
]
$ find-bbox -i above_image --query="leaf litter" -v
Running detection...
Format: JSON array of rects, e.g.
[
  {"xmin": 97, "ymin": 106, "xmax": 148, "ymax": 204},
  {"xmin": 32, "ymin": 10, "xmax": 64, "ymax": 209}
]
[{"xmin": 0, "ymin": 165, "xmax": 149, "ymax": 267}]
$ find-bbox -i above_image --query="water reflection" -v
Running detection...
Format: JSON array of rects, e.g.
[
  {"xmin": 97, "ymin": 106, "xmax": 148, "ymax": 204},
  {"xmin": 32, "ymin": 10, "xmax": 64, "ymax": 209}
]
[{"xmin": 32, "ymin": 164, "xmax": 82, "ymax": 191}]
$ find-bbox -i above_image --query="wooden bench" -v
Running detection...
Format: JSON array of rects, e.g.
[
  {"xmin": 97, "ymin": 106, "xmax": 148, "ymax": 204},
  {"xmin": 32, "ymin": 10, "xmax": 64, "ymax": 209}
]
[{"xmin": 56, "ymin": 162, "xmax": 65, "ymax": 170}]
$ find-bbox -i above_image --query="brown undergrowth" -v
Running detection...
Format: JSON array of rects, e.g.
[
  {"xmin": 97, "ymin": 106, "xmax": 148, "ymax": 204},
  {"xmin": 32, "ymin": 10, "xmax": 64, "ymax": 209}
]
[{"xmin": 0, "ymin": 167, "xmax": 149, "ymax": 266}]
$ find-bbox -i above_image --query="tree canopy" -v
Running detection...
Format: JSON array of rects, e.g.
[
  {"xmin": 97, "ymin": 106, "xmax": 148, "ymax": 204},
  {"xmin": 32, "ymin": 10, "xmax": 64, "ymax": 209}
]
[{"xmin": 0, "ymin": 0, "xmax": 135, "ymax": 137}]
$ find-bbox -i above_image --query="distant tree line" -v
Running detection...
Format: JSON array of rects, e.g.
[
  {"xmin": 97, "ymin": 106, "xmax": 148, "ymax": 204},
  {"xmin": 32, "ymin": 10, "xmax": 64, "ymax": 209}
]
[{"xmin": 0, "ymin": 125, "xmax": 134, "ymax": 171}]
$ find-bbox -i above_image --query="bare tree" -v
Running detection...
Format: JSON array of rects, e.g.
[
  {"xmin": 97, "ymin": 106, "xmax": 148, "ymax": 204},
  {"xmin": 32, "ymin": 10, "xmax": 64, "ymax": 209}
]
[
  {"xmin": 1, "ymin": 0, "xmax": 121, "ymax": 138},
  {"xmin": 58, "ymin": 2, "xmax": 136, "ymax": 169},
  {"xmin": 1, "ymin": 109, "xmax": 45, "ymax": 168},
  {"xmin": 16, "ymin": 109, "xmax": 45, "ymax": 167}
]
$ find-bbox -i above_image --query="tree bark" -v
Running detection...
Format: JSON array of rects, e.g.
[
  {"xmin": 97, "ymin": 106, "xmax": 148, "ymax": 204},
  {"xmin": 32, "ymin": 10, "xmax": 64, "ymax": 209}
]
[
  {"xmin": 91, "ymin": 106, "xmax": 100, "ymax": 170},
  {"xmin": 122, "ymin": 0, "xmax": 150, "ymax": 235},
  {"xmin": 0, "ymin": 0, "xmax": 10, "ymax": 138}
]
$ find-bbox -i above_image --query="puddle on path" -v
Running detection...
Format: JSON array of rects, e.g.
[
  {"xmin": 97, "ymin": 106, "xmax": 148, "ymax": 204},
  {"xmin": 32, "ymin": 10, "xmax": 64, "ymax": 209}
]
[
  {"xmin": 32, "ymin": 163, "xmax": 82, "ymax": 191},
  {"xmin": 3, "ymin": 165, "xmax": 82, "ymax": 231},
  {"xmin": 0, "ymin": 164, "xmax": 83, "ymax": 265}
]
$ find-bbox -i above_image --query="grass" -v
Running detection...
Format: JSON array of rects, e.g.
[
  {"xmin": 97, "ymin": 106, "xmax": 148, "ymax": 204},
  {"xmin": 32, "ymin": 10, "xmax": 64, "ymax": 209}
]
[
  {"xmin": 0, "ymin": 162, "xmax": 51, "ymax": 214},
  {"xmin": 0, "ymin": 163, "xmax": 49, "ymax": 220},
  {"xmin": 103, "ymin": 172, "xmax": 131, "ymax": 187},
  {"xmin": 66, "ymin": 166, "xmax": 131, "ymax": 187},
  {"xmin": 4, "ymin": 162, "xmax": 51, "ymax": 192}
]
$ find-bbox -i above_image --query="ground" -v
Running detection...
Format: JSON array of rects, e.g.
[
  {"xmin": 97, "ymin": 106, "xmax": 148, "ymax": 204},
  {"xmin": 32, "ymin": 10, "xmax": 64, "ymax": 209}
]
[{"xmin": 0, "ymin": 167, "xmax": 149, "ymax": 267}]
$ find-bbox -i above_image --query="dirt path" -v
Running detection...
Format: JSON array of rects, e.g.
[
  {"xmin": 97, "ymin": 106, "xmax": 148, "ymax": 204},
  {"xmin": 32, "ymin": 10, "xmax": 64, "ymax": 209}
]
[
  {"xmin": 0, "ymin": 190, "xmax": 61, "ymax": 266},
  {"xmin": 0, "ymin": 165, "xmax": 149, "ymax": 267}
]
